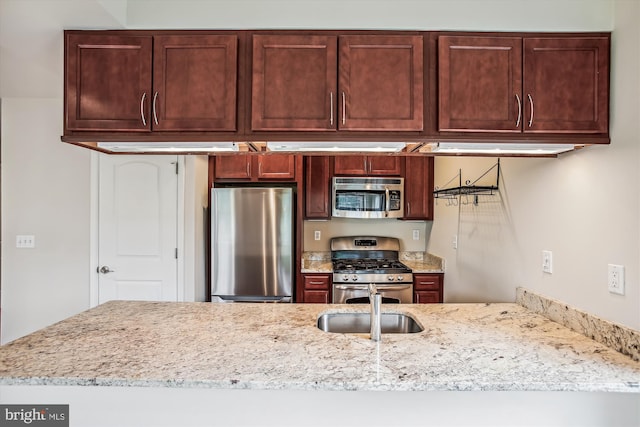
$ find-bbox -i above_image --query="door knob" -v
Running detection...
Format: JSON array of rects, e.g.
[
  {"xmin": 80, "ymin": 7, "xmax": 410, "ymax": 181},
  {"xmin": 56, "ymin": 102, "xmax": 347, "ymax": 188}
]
[{"xmin": 97, "ymin": 266, "xmax": 115, "ymax": 274}]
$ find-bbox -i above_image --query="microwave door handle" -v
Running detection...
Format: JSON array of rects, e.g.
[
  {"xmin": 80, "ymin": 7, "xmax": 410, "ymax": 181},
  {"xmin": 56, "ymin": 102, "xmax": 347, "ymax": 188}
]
[{"xmin": 385, "ymin": 187, "xmax": 390, "ymax": 217}]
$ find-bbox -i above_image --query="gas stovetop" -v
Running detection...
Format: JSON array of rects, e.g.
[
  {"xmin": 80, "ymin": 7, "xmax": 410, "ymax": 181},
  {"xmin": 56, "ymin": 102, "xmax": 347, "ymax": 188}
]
[
  {"xmin": 330, "ymin": 236, "xmax": 413, "ymax": 284},
  {"xmin": 332, "ymin": 259, "xmax": 412, "ymax": 275}
]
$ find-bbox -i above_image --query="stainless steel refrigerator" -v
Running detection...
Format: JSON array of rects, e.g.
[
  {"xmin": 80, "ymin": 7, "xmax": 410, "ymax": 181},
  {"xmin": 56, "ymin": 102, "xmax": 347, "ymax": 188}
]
[{"xmin": 211, "ymin": 187, "xmax": 293, "ymax": 302}]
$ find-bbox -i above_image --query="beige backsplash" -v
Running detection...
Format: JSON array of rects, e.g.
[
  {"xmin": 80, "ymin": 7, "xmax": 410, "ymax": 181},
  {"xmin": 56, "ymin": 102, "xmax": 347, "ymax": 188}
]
[{"xmin": 303, "ymin": 218, "xmax": 431, "ymax": 252}]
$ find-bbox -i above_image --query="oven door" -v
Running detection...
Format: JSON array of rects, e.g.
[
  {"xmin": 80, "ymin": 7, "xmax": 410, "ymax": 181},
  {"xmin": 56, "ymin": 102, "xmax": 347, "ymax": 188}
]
[{"xmin": 332, "ymin": 283, "xmax": 413, "ymax": 304}]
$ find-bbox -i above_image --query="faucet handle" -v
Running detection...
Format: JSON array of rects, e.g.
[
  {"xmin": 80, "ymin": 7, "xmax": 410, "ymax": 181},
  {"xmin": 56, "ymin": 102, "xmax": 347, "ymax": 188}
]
[{"xmin": 369, "ymin": 283, "xmax": 378, "ymax": 295}]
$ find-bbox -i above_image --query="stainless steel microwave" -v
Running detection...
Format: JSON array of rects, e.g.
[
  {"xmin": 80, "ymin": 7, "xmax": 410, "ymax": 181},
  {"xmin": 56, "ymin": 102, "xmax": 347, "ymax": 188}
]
[{"xmin": 332, "ymin": 177, "xmax": 404, "ymax": 219}]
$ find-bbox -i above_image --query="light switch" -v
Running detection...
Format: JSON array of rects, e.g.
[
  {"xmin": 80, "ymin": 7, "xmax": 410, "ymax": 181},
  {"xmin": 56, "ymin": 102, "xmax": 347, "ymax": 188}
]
[{"xmin": 542, "ymin": 250, "xmax": 553, "ymax": 274}]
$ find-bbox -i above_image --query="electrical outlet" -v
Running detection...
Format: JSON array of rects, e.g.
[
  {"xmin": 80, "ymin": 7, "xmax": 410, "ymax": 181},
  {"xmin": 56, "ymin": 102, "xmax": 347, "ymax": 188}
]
[
  {"xmin": 412, "ymin": 230, "xmax": 420, "ymax": 241},
  {"xmin": 314, "ymin": 230, "xmax": 321, "ymax": 241},
  {"xmin": 608, "ymin": 264, "xmax": 625, "ymax": 295},
  {"xmin": 452, "ymin": 235, "xmax": 458, "ymax": 250},
  {"xmin": 542, "ymin": 250, "xmax": 553, "ymax": 274},
  {"xmin": 16, "ymin": 235, "xmax": 35, "ymax": 248}
]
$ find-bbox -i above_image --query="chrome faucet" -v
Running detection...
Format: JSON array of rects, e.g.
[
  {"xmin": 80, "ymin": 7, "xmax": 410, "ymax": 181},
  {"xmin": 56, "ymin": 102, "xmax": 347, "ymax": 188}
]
[{"xmin": 369, "ymin": 283, "xmax": 382, "ymax": 341}]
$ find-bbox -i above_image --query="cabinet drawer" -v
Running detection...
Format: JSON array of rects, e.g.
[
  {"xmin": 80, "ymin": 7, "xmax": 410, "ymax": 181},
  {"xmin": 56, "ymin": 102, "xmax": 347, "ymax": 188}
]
[
  {"xmin": 303, "ymin": 275, "xmax": 330, "ymax": 290},
  {"xmin": 413, "ymin": 274, "xmax": 441, "ymax": 290}
]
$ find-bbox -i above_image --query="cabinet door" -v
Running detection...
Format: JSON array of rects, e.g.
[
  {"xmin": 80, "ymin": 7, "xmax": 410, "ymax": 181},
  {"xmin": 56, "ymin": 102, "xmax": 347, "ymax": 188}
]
[
  {"xmin": 414, "ymin": 291, "xmax": 441, "ymax": 304},
  {"xmin": 305, "ymin": 157, "xmax": 331, "ymax": 219},
  {"xmin": 339, "ymin": 35, "xmax": 424, "ymax": 131},
  {"xmin": 257, "ymin": 155, "xmax": 296, "ymax": 180},
  {"xmin": 523, "ymin": 37, "xmax": 609, "ymax": 133},
  {"xmin": 65, "ymin": 34, "xmax": 152, "ymax": 131},
  {"xmin": 333, "ymin": 156, "xmax": 368, "ymax": 175},
  {"xmin": 438, "ymin": 36, "xmax": 522, "ymax": 132},
  {"xmin": 153, "ymin": 35, "xmax": 238, "ymax": 131},
  {"xmin": 214, "ymin": 155, "xmax": 252, "ymax": 180},
  {"xmin": 303, "ymin": 290, "xmax": 330, "ymax": 304},
  {"xmin": 252, "ymin": 34, "xmax": 338, "ymax": 131},
  {"xmin": 404, "ymin": 157, "xmax": 434, "ymax": 220},
  {"xmin": 413, "ymin": 273, "xmax": 443, "ymax": 304},
  {"xmin": 367, "ymin": 157, "xmax": 403, "ymax": 176},
  {"xmin": 334, "ymin": 156, "xmax": 402, "ymax": 176},
  {"xmin": 302, "ymin": 274, "xmax": 331, "ymax": 304}
]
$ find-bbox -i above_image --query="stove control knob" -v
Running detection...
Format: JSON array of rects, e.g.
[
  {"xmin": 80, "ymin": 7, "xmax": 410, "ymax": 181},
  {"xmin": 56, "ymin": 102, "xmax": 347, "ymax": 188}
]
[
  {"xmin": 351, "ymin": 275, "xmax": 359, "ymax": 281},
  {"xmin": 342, "ymin": 274, "xmax": 350, "ymax": 281},
  {"xmin": 387, "ymin": 275, "xmax": 395, "ymax": 281},
  {"xmin": 397, "ymin": 275, "xmax": 404, "ymax": 282}
]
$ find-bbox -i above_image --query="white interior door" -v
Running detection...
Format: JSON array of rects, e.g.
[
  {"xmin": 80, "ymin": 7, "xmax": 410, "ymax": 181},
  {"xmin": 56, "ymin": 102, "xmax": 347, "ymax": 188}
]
[{"xmin": 97, "ymin": 155, "xmax": 179, "ymax": 303}]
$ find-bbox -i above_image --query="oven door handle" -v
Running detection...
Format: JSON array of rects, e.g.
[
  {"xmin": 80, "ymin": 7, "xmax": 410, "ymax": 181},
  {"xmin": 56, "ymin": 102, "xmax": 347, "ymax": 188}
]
[{"xmin": 334, "ymin": 284, "xmax": 412, "ymax": 291}]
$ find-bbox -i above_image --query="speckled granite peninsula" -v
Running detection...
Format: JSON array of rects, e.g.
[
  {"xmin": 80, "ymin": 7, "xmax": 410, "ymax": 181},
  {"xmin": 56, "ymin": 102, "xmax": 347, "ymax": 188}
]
[{"xmin": 0, "ymin": 298, "xmax": 638, "ymax": 392}]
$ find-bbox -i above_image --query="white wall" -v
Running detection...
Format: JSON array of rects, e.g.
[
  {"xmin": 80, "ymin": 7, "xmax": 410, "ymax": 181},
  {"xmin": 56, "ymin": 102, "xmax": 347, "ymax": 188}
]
[
  {"xmin": 1, "ymin": 0, "xmax": 637, "ymax": 345},
  {"xmin": 0, "ymin": 98, "xmax": 91, "ymax": 342}
]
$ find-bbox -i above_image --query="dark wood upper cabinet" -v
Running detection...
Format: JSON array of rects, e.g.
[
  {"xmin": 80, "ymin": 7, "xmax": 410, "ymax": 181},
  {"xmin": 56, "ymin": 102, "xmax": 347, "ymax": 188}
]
[
  {"xmin": 438, "ymin": 36, "xmax": 522, "ymax": 132},
  {"xmin": 339, "ymin": 35, "xmax": 424, "ymax": 131},
  {"xmin": 305, "ymin": 157, "xmax": 331, "ymax": 219},
  {"xmin": 153, "ymin": 35, "xmax": 238, "ymax": 131},
  {"xmin": 214, "ymin": 155, "xmax": 253, "ymax": 180},
  {"xmin": 214, "ymin": 154, "xmax": 296, "ymax": 181},
  {"xmin": 65, "ymin": 34, "xmax": 153, "ymax": 131},
  {"xmin": 251, "ymin": 34, "xmax": 337, "ymax": 131},
  {"xmin": 523, "ymin": 37, "xmax": 609, "ymax": 133},
  {"xmin": 65, "ymin": 32, "xmax": 238, "ymax": 133},
  {"xmin": 251, "ymin": 33, "xmax": 423, "ymax": 132},
  {"xmin": 256, "ymin": 155, "xmax": 296, "ymax": 179},
  {"xmin": 63, "ymin": 30, "xmax": 610, "ymax": 148},
  {"xmin": 334, "ymin": 156, "xmax": 403, "ymax": 176},
  {"xmin": 404, "ymin": 156, "xmax": 434, "ymax": 220},
  {"xmin": 438, "ymin": 34, "xmax": 609, "ymax": 134}
]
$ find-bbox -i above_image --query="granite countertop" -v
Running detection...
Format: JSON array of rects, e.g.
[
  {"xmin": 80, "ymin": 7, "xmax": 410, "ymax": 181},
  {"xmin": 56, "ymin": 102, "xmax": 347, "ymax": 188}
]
[{"xmin": 0, "ymin": 301, "xmax": 638, "ymax": 392}]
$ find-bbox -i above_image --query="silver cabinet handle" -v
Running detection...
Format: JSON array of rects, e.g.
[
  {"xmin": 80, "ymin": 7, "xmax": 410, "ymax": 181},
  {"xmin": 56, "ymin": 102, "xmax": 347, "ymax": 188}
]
[
  {"xmin": 407, "ymin": 201, "xmax": 411, "ymax": 215},
  {"xmin": 527, "ymin": 93, "xmax": 534, "ymax": 127},
  {"xmin": 140, "ymin": 92, "xmax": 147, "ymax": 126},
  {"xmin": 341, "ymin": 92, "xmax": 346, "ymax": 125},
  {"xmin": 97, "ymin": 266, "xmax": 115, "ymax": 274},
  {"xmin": 515, "ymin": 94, "xmax": 522, "ymax": 128},
  {"xmin": 152, "ymin": 91, "xmax": 159, "ymax": 125},
  {"xmin": 330, "ymin": 92, "xmax": 334, "ymax": 126}
]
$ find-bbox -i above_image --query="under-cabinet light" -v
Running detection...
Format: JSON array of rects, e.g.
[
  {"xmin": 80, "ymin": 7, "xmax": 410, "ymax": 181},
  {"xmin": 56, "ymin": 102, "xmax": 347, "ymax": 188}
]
[
  {"xmin": 96, "ymin": 142, "xmax": 239, "ymax": 153},
  {"xmin": 427, "ymin": 143, "xmax": 577, "ymax": 155},
  {"xmin": 266, "ymin": 142, "xmax": 407, "ymax": 152}
]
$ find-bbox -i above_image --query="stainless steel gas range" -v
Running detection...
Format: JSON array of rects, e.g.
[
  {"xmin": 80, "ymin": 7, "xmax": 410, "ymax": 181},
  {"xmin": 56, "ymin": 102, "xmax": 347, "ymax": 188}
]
[{"xmin": 331, "ymin": 236, "xmax": 413, "ymax": 304}]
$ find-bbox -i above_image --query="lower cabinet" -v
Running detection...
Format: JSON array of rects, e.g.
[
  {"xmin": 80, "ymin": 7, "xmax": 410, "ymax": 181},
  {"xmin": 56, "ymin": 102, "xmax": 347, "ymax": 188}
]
[
  {"xmin": 413, "ymin": 273, "xmax": 444, "ymax": 303},
  {"xmin": 301, "ymin": 274, "xmax": 332, "ymax": 303}
]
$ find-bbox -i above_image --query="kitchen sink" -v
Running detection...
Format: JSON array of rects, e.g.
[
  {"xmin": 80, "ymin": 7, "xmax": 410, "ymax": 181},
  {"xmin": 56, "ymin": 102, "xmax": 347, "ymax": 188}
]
[{"xmin": 317, "ymin": 312, "xmax": 423, "ymax": 334}]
